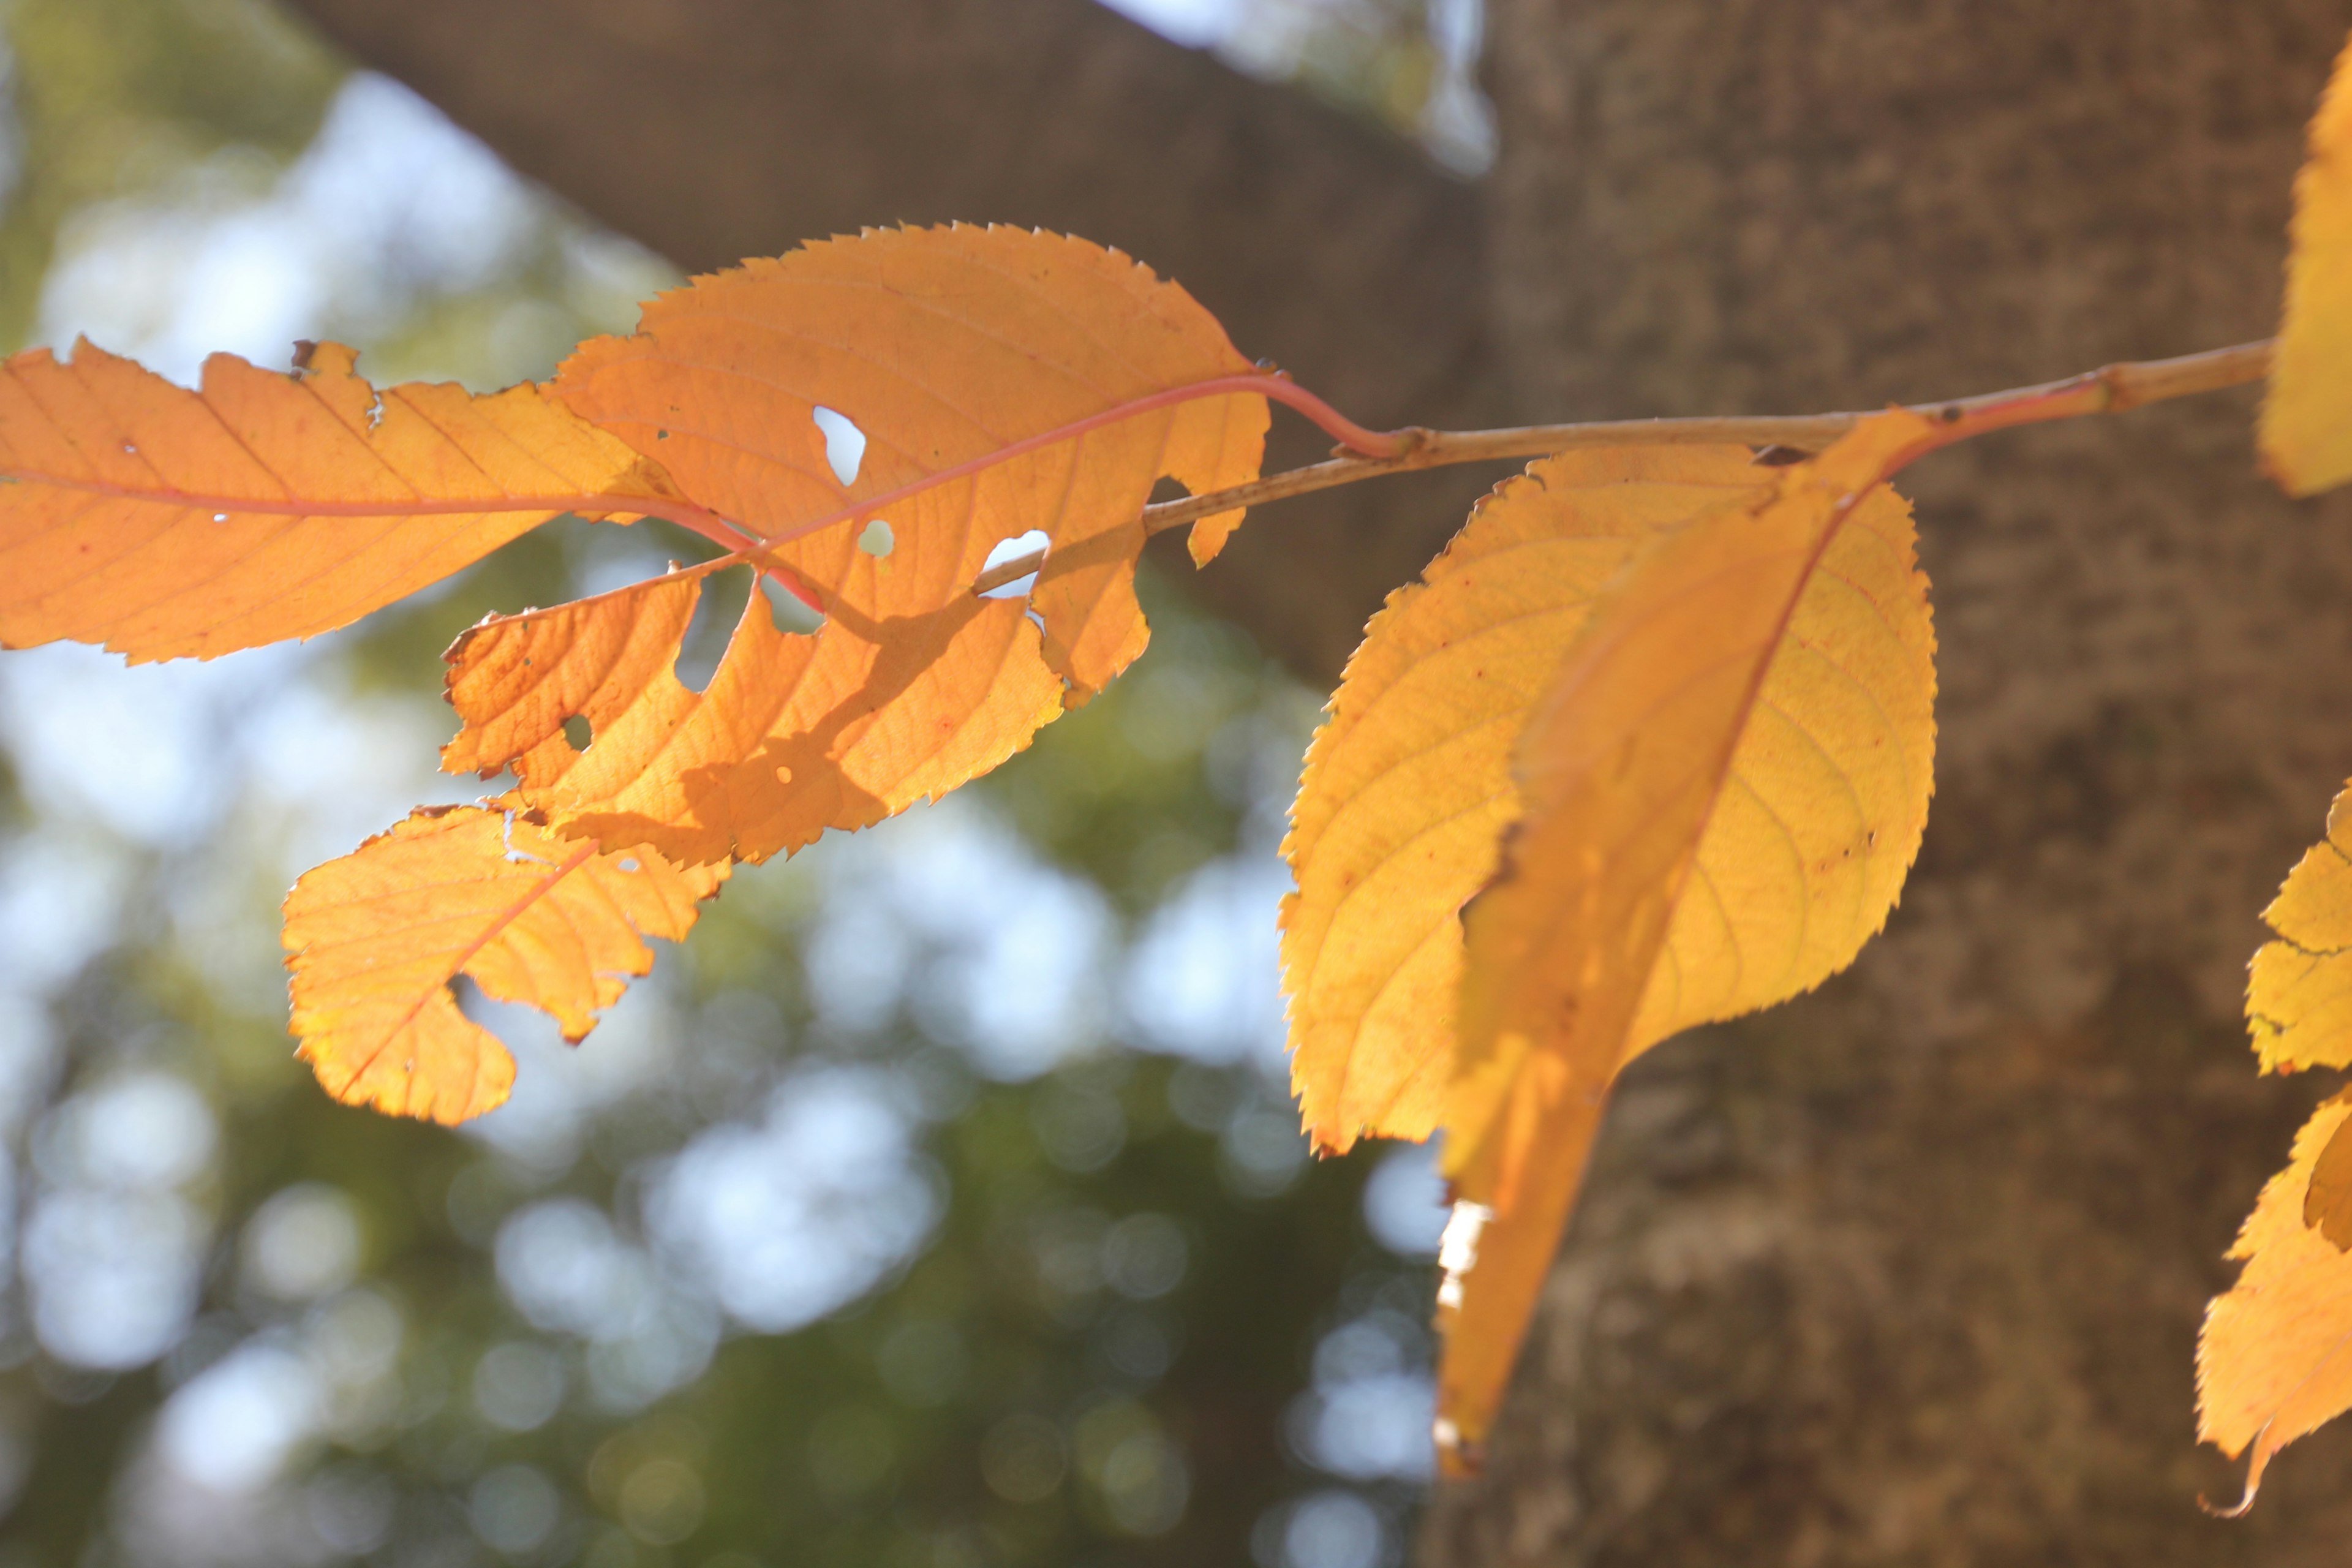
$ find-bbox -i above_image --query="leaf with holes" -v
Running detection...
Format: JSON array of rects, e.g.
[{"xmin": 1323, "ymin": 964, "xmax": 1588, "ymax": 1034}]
[
  {"xmin": 1415, "ymin": 414, "xmax": 1938, "ymax": 1470},
  {"xmin": 0, "ymin": 339, "xmax": 684, "ymax": 660},
  {"xmin": 444, "ymin": 224, "xmax": 1269, "ymax": 864},
  {"xmin": 284, "ymin": 801, "xmax": 726, "ymax": 1123}
]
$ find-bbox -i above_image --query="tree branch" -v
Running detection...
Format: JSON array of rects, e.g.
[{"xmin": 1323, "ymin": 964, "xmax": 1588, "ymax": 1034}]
[{"xmin": 267, "ymin": 0, "xmax": 1504, "ymax": 682}]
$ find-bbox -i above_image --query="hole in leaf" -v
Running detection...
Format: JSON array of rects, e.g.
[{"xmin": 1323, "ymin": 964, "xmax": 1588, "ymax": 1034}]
[
  {"xmin": 978, "ymin": 529, "xmax": 1050, "ymax": 598},
  {"xmin": 813, "ymin": 406, "xmax": 867, "ymax": 488},
  {"xmin": 617, "ymin": 858, "xmax": 641, "ymax": 873},
  {"xmin": 760, "ymin": 575, "xmax": 824, "ymax": 635},
  {"xmin": 212, "ymin": 513, "xmax": 228, "ymax": 523},
  {"xmin": 858, "ymin": 519, "xmax": 895, "ymax": 558},
  {"xmin": 676, "ymin": 567, "xmax": 753, "ymax": 693},
  {"xmin": 1147, "ymin": 475, "xmax": 1191, "ymax": 505},
  {"xmin": 562, "ymin": 714, "xmax": 593, "ymax": 751}
]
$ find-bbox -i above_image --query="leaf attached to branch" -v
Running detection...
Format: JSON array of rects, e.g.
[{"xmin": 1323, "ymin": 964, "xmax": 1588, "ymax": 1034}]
[
  {"xmin": 445, "ymin": 225, "xmax": 1268, "ymax": 865},
  {"xmin": 1419, "ymin": 414, "xmax": 1939, "ymax": 1469}
]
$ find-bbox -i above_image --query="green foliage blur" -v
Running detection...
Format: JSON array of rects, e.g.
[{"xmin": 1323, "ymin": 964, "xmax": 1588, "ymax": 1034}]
[{"xmin": 0, "ymin": 2, "xmax": 1447, "ymax": 1566}]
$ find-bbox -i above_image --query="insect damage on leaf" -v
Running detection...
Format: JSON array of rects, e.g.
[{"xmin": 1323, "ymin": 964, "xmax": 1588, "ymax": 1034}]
[
  {"xmin": 442, "ymin": 568, "xmax": 1067, "ymax": 867},
  {"xmin": 0, "ymin": 338, "xmax": 681, "ymax": 661},
  {"xmin": 1422, "ymin": 414, "xmax": 1939, "ymax": 1471},
  {"xmin": 283, "ymin": 802, "xmax": 725, "ymax": 1125},
  {"xmin": 435, "ymin": 224, "xmax": 1270, "ymax": 868},
  {"xmin": 547, "ymin": 224, "xmax": 1270, "ymax": 706}
]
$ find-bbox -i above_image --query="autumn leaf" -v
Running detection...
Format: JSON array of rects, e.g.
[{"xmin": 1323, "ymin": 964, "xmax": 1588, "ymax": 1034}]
[
  {"xmin": 0, "ymin": 339, "xmax": 682, "ymax": 661},
  {"xmin": 2247, "ymin": 782, "xmax": 2352, "ymax": 1077},
  {"xmin": 2262, "ymin": 27, "xmax": 2352, "ymax": 496},
  {"xmin": 442, "ymin": 570, "xmax": 1065, "ymax": 865},
  {"xmin": 445, "ymin": 225, "xmax": 1268, "ymax": 865},
  {"xmin": 2200, "ymin": 1091, "xmax": 2352, "ymax": 1513},
  {"xmin": 2200, "ymin": 778, "xmax": 2352, "ymax": 1506},
  {"xmin": 1282, "ymin": 445, "xmax": 1934, "ymax": 1156},
  {"xmin": 1417, "ymin": 413, "xmax": 1939, "ymax": 1469},
  {"xmin": 283, "ymin": 801, "xmax": 725, "ymax": 1124},
  {"xmin": 548, "ymin": 224, "xmax": 1269, "ymax": 699}
]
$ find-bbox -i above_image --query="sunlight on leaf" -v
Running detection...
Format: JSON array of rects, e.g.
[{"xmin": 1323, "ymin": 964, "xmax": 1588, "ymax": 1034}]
[
  {"xmin": 283, "ymin": 801, "xmax": 725, "ymax": 1123},
  {"xmin": 2263, "ymin": 31, "xmax": 2352, "ymax": 496},
  {"xmin": 0, "ymin": 340, "xmax": 678, "ymax": 660},
  {"xmin": 1428, "ymin": 415, "xmax": 1937, "ymax": 1469}
]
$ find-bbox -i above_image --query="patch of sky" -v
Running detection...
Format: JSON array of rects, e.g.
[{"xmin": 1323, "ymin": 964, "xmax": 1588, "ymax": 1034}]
[
  {"xmin": 492, "ymin": 1196, "xmax": 719, "ymax": 1412},
  {"xmin": 21, "ymin": 1071, "xmax": 219, "ymax": 1370},
  {"xmin": 1286, "ymin": 1309, "xmax": 1435, "ymax": 1480},
  {"xmin": 1095, "ymin": 0, "xmax": 1244, "ymax": 49},
  {"xmin": 36, "ymin": 72, "xmax": 532, "ymax": 382},
  {"xmin": 804, "ymin": 797, "xmax": 1112, "ymax": 1080},
  {"xmin": 647, "ymin": 1067, "xmax": 941, "ymax": 1333}
]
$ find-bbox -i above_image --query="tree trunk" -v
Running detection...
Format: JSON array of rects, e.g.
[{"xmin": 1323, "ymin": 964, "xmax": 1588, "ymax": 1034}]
[
  {"xmin": 1420, "ymin": 4, "xmax": 2352, "ymax": 1564},
  {"xmin": 276, "ymin": 0, "xmax": 1514, "ymax": 680},
  {"xmin": 274, "ymin": 0, "xmax": 2352, "ymax": 1558}
]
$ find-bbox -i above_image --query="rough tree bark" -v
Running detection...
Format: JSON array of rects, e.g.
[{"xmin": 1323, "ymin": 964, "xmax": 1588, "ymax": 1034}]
[
  {"xmin": 1425, "ymin": 5, "xmax": 2352, "ymax": 1564},
  {"xmin": 278, "ymin": 1, "xmax": 2352, "ymax": 1561}
]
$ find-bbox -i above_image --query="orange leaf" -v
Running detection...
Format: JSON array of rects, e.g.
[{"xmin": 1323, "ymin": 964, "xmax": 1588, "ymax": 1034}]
[
  {"xmin": 442, "ymin": 571, "xmax": 1065, "ymax": 865},
  {"xmin": 2201, "ymin": 1091, "xmax": 2352, "ymax": 1513},
  {"xmin": 442, "ymin": 225, "xmax": 1267, "ymax": 864},
  {"xmin": 1432, "ymin": 413, "xmax": 1939, "ymax": 1469},
  {"xmin": 282, "ymin": 801, "xmax": 725, "ymax": 1123},
  {"xmin": 2261, "ymin": 27, "xmax": 2352, "ymax": 496},
  {"xmin": 548, "ymin": 225, "xmax": 1268, "ymax": 702},
  {"xmin": 0, "ymin": 340, "xmax": 681, "ymax": 661}
]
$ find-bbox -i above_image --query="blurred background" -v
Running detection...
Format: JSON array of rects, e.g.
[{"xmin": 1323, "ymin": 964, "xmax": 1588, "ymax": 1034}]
[{"xmin": 0, "ymin": 0, "xmax": 1491, "ymax": 1564}]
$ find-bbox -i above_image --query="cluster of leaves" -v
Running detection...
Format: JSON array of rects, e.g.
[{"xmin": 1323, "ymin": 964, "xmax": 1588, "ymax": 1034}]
[{"xmin": 11, "ymin": 24, "xmax": 2352, "ymax": 1502}]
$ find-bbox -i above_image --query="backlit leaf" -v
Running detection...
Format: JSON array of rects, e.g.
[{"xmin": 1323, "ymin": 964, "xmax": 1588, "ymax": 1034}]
[
  {"xmin": 1282, "ymin": 446, "xmax": 1934, "ymax": 1158},
  {"xmin": 442, "ymin": 571, "xmax": 1065, "ymax": 865},
  {"xmin": 446, "ymin": 225, "xmax": 1267, "ymax": 864},
  {"xmin": 1432, "ymin": 413, "xmax": 1938, "ymax": 1468},
  {"xmin": 2199, "ymin": 778, "xmax": 2352, "ymax": 1507},
  {"xmin": 548, "ymin": 224, "xmax": 1268, "ymax": 701},
  {"xmin": 2200, "ymin": 1091, "xmax": 2352, "ymax": 1513},
  {"xmin": 2247, "ymin": 782, "xmax": 2352, "ymax": 1074},
  {"xmin": 0, "ymin": 340, "xmax": 679, "ymax": 660},
  {"xmin": 283, "ymin": 801, "xmax": 725, "ymax": 1124},
  {"xmin": 2262, "ymin": 29, "xmax": 2352, "ymax": 496}
]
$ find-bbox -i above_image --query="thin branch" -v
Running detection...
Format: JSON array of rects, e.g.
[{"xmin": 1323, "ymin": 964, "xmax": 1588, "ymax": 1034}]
[{"xmin": 967, "ymin": 337, "xmax": 2273, "ymax": 595}]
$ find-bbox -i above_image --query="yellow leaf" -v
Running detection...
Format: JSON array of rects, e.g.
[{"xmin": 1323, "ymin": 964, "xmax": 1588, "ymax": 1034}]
[
  {"xmin": 2305, "ymin": 1114, "xmax": 2352, "ymax": 1250},
  {"xmin": 442, "ymin": 571, "xmax": 1065, "ymax": 865},
  {"xmin": 2262, "ymin": 28, "xmax": 2352, "ymax": 496},
  {"xmin": 0, "ymin": 340, "xmax": 679, "ymax": 661},
  {"xmin": 2248, "ymin": 783, "xmax": 2352, "ymax": 1073},
  {"xmin": 548, "ymin": 224, "xmax": 1268, "ymax": 702},
  {"xmin": 1282, "ymin": 445, "xmax": 1934, "ymax": 1156},
  {"xmin": 1431, "ymin": 413, "xmax": 1938, "ymax": 1468},
  {"xmin": 282, "ymin": 801, "xmax": 725, "ymax": 1123},
  {"xmin": 2200, "ymin": 1091, "xmax": 2352, "ymax": 1513}
]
